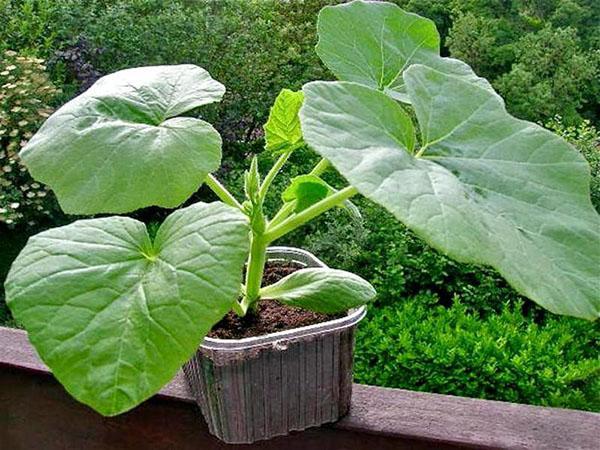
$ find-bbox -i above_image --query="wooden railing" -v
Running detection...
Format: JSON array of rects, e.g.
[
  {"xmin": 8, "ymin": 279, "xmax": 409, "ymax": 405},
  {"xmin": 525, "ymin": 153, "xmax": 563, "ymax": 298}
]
[{"xmin": 1, "ymin": 326, "xmax": 598, "ymax": 449}]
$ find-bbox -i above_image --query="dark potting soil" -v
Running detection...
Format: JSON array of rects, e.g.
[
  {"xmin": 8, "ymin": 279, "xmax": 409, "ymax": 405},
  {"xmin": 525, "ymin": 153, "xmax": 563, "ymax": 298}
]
[{"xmin": 208, "ymin": 261, "xmax": 344, "ymax": 339}]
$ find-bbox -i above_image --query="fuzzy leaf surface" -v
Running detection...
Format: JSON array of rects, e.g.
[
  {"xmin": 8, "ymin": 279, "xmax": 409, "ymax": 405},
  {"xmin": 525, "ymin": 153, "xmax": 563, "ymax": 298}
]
[
  {"xmin": 260, "ymin": 268, "xmax": 375, "ymax": 313},
  {"xmin": 20, "ymin": 65, "xmax": 225, "ymax": 214},
  {"xmin": 5, "ymin": 202, "xmax": 249, "ymax": 415},
  {"xmin": 316, "ymin": 0, "xmax": 439, "ymax": 101},
  {"xmin": 300, "ymin": 60, "xmax": 600, "ymax": 320}
]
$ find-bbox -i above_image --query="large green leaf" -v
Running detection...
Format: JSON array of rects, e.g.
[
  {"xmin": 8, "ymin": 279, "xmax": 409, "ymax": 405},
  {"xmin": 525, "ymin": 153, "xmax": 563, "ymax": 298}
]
[
  {"xmin": 316, "ymin": 0, "xmax": 439, "ymax": 101},
  {"xmin": 264, "ymin": 89, "xmax": 304, "ymax": 153},
  {"xmin": 20, "ymin": 65, "xmax": 225, "ymax": 214},
  {"xmin": 5, "ymin": 202, "xmax": 249, "ymax": 415},
  {"xmin": 260, "ymin": 268, "xmax": 375, "ymax": 314},
  {"xmin": 300, "ymin": 60, "xmax": 600, "ymax": 320}
]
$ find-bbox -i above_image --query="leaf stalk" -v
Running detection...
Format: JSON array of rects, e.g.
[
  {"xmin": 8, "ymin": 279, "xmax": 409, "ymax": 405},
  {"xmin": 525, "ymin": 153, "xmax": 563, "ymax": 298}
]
[
  {"xmin": 264, "ymin": 185, "xmax": 358, "ymax": 243},
  {"xmin": 205, "ymin": 173, "xmax": 244, "ymax": 211}
]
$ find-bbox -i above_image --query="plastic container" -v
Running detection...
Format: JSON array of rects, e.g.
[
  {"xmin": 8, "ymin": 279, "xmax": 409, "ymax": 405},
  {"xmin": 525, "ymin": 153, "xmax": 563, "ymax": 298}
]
[{"xmin": 183, "ymin": 246, "xmax": 367, "ymax": 444}]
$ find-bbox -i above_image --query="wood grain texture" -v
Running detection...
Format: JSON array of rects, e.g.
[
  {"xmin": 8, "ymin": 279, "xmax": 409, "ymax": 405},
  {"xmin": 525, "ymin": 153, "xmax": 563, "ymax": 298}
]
[{"xmin": 2, "ymin": 326, "xmax": 599, "ymax": 449}]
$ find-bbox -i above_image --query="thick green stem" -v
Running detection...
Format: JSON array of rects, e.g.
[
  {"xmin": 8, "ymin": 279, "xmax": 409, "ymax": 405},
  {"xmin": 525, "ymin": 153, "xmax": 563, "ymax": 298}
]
[
  {"xmin": 205, "ymin": 174, "xmax": 243, "ymax": 211},
  {"xmin": 242, "ymin": 232, "xmax": 268, "ymax": 310},
  {"xmin": 310, "ymin": 158, "xmax": 330, "ymax": 176},
  {"xmin": 268, "ymin": 198, "xmax": 295, "ymax": 228},
  {"xmin": 236, "ymin": 158, "xmax": 339, "ymax": 313},
  {"xmin": 231, "ymin": 300, "xmax": 246, "ymax": 316},
  {"xmin": 264, "ymin": 185, "xmax": 358, "ymax": 243}
]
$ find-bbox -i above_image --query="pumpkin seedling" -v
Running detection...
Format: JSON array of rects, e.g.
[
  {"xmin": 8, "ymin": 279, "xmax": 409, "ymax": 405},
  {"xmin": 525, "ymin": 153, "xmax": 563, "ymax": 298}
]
[{"xmin": 4, "ymin": 0, "xmax": 598, "ymax": 419}]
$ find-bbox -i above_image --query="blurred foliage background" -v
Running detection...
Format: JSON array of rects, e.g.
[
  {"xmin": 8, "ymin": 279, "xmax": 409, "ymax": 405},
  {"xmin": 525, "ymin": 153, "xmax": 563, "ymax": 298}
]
[{"xmin": 0, "ymin": 0, "xmax": 598, "ymax": 411}]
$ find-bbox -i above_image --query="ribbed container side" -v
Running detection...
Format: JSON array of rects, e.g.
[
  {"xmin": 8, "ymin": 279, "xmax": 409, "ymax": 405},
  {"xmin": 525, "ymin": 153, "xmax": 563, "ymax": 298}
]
[{"xmin": 182, "ymin": 247, "xmax": 366, "ymax": 444}]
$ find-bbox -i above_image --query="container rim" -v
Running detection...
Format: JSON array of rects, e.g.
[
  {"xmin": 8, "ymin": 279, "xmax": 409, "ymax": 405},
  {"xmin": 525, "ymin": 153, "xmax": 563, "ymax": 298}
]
[{"xmin": 201, "ymin": 246, "xmax": 367, "ymax": 351}]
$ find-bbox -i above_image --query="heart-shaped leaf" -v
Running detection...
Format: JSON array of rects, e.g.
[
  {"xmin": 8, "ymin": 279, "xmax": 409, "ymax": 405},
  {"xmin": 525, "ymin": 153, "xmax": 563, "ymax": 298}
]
[
  {"xmin": 300, "ymin": 60, "xmax": 600, "ymax": 320},
  {"xmin": 4, "ymin": 202, "xmax": 249, "ymax": 415},
  {"xmin": 316, "ymin": 0, "xmax": 439, "ymax": 101},
  {"xmin": 260, "ymin": 268, "xmax": 375, "ymax": 314},
  {"xmin": 264, "ymin": 89, "xmax": 304, "ymax": 153},
  {"xmin": 20, "ymin": 65, "xmax": 225, "ymax": 214}
]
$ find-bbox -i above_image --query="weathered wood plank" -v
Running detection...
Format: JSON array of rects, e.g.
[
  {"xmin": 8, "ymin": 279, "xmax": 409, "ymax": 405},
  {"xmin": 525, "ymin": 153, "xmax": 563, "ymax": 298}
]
[
  {"xmin": 1, "ymin": 326, "xmax": 598, "ymax": 449},
  {"xmin": 340, "ymin": 385, "xmax": 600, "ymax": 449},
  {"xmin": 0, "ymin": 324, "xmax": 194, "ymax": 402}
]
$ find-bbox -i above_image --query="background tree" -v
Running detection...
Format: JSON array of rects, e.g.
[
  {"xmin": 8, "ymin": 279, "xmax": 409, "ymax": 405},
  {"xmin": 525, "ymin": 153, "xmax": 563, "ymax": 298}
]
[{"xmin": 495, "ymin": 27, "xmax": 599, "ymax": 124}]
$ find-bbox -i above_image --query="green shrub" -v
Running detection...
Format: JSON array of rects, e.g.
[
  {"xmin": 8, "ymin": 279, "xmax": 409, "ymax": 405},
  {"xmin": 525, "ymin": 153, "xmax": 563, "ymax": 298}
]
[
  {"xmin": 0, "ymin": 50, "xmax": 62, "ymax": 227},
  {"xmin": 0, "ymin": 0, "xmax": 332, "ymax": 142},
  {"xmin": 0, "ymin": 227, "xmax": 28, "ymax": 327},
  {"xmin": 494, "ymin": 26, "xmax": 599, "ymax": 124},
  {"xmin": 447, "ymin": 2, "xmax": 600, "ymax": 124},
  {"xmin": 2, "ymin": 0, "xmax": 599, "ymax": 132},
  {"xmin": 0, "ymin": 0, "xmax": 59, "ymax": 56},
  {"xmin": 545, "ymin": 116, "xmax": 600, "ymax": 211},
  {"xmin": 354, "ymin": 296, "xmax": 600, "ymax": 411},
  {"xmin": 446, "ymin": 13, "xmax": 516, "ymax": 79}
]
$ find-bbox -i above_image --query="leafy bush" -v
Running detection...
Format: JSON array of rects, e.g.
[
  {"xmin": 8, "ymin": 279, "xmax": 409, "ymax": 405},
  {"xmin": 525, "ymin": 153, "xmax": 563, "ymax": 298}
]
[
  {"xmin": 447, "ymin": 2, "xmax": 600, "ymax": 124},
  {"xmin": 446, "ymin": 12, "xmax": 516, "ymax": 79},
  {"xmin": 545, "ymin": 116, "xmax": 600, "ymax": 211},
  {"xmin": 354, "ymin": 296, "xmax": 600, "ymax": 412},
  {"xmin": 0, "ymin": 50, "xmax": 62, "ymax": 227},
  {"xmin": 1, "ymin": 0, "xmax": 599, "ymax": 132},
  {"xmin": 50, "ymin": 35, "xmax": 104, "ymax": 95},
  {"xmin": 0, "ymin": 0, "xmax": 59, "ymax": 56},
  {"xmin": 0, "ymin": 0, "xmax": 332, "ymax": 142},
  {"xmin": 494, "ymin": 26, "xmax": 599, "ymax": 124}
]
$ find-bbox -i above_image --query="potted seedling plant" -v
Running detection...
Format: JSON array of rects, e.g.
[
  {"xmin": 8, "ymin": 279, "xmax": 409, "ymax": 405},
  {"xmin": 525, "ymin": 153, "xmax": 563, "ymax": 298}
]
[{"xmin": 4, "ymin": 0, "xmax": 599, "ymax": 445}]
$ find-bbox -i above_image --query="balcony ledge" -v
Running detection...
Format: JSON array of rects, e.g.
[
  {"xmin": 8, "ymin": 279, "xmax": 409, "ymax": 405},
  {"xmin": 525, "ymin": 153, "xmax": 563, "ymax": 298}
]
[{"xmin": 1, "ymin": 326, "xmax": 598, "ymax": 449}]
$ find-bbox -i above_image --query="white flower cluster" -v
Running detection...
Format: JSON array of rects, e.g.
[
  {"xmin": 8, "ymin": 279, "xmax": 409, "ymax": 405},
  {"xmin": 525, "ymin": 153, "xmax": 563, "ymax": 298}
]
[{"xmin": 1, "ymin": 50, "xmax": 60, "ymax": 227}]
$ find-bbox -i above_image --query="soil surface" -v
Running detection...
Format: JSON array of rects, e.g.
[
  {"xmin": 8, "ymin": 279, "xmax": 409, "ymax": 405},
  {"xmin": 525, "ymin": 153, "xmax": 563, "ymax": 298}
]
[{"xmin": 208, "ymin": 261, "xmax": 344, "ymax": 339}]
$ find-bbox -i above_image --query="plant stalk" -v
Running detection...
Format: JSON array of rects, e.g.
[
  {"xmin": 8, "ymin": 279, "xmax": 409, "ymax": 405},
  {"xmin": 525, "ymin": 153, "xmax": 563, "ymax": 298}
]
[
  {"xmin": 310, "ymin": 158, "xmax": 330, "ymax": 176},
  {"xmin": 242, "ymin": 232, "xmax": 268, "ymax": 311},
  {"xmin": 205, "ymin": 173, "xmax": 244, "ymax": 211},
  {"xmin": 264, "ymin": 185, "xmax": 358, "ymax": 243},
  {"xmin": 258, "ymin": 149, "xmax": 292, "ymax": 201},
  {"xmin": 231, "ymin": 300, "xmax": 246, "ymax": 316},
  {"xmin": 239, "ymin": 159, "xmax": 342, "ymax": 314}
]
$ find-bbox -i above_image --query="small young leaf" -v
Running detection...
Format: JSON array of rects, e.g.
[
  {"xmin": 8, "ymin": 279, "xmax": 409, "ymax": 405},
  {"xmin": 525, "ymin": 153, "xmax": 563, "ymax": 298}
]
[
  {"xmin": 4, "ymin": 202, "xmax": 249, "ymax": 416},
  {"xmin": 282, "ymin": 174, "xmax": 330, "ymax": 213},
  {"xmin": 260, "ymin": 268, "xmax": 376, "ymax": 314},
  {"xmin": 264, "ymin": 89, "xmax": 304, "ymax": 153},
  {"xmin": 20, "ymin": 65, "xmax": 225, "ymax": 215},
  {"xmin": 282, "ymin": 174, "xmax": 363, "ymax": 222}
]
